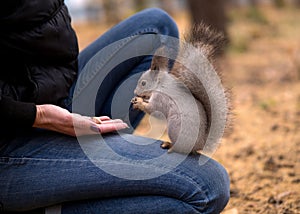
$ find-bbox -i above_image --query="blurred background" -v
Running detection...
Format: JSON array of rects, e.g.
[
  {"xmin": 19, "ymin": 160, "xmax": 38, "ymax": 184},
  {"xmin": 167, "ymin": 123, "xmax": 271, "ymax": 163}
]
[{"xmin": 66, "ymin": 0, "xmax": 300, "ymax": 213}]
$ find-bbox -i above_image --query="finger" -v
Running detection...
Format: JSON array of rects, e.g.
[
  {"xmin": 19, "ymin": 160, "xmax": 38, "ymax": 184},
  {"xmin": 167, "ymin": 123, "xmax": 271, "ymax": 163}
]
[
  {"xmin": 90, "ymin": 123, "xmax": 128, "ymax": 133},
  {"xmin": 90, "ymin": 116, "xmax": 112, "ymax": 124},
  {"xmin": 99, "ymin": 116, "xmax": 111, "ymax": 121},
  {"xmin": 91, "ymin": 117, "xmax": 102, "ymax": 124},
  {"xmin": 99, "ymin": 123, "xmax": 129, "ymax": 133},
  {"xmin": 100, "ymin": 119, "xmax": 125, "ymax": 124}
]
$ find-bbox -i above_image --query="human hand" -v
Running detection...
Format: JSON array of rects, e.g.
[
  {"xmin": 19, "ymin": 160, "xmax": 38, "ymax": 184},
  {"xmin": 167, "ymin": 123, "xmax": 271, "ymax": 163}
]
[{"xmin": 33, "ymin": 104, "xmax": 128, "ymax": 136}]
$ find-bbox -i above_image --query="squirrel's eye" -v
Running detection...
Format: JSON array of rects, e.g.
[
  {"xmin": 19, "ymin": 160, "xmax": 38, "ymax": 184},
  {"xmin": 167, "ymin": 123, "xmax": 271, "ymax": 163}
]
[{"xmin": 141, "ymin": 80, "xmax": 146, "ymax": 86}]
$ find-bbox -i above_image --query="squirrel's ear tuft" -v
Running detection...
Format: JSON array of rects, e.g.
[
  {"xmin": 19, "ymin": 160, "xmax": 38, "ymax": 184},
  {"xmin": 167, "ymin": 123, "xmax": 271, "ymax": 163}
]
[{"xmin": 150, "ymin": 47, "xmax": 169, "ymax": 72}]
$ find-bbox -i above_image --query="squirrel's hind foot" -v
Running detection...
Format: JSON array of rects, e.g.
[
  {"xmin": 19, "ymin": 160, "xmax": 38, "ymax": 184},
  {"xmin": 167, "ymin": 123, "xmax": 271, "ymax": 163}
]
[{"xmin": 160, "ymin": 141, "xmax": 172, "ymax": 150}]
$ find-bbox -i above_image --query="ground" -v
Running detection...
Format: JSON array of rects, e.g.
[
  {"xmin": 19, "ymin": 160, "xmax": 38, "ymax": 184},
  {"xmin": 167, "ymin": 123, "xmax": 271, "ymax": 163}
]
[{"xmin": 73, "ymin": 5, "xmax": 300, "ymax": 214}]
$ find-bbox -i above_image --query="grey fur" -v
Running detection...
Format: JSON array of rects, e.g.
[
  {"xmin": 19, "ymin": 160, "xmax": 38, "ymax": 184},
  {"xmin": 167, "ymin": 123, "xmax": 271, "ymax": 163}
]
[{"xmin": 131, "ymin": 23, "xmax": 229, "ymax": 154}]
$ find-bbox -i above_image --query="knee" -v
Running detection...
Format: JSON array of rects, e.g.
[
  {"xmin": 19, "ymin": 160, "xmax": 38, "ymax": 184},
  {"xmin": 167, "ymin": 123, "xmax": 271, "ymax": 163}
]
[
  {"xmin": 138, "ymin": 8, "xmax": 179, "ymax": 38},
  {"xmin": 200, "ymin": 157, "xmax": 230, "ymax": 213},
  {"xmin": 208, "ymin": 179, "xmax": 230, "ymax": 213},
  {"xmin": 176, "ymin": 156, "xmax": 230, "ymax": 213}
]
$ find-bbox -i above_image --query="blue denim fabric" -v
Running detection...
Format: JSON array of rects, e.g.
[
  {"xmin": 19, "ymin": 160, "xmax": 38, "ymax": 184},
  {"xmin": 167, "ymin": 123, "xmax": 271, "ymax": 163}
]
[
  {"xmin": 0, "ymin": 131, "xmax": 229, "ymax": 214},
  {"xmin": 0, "ymin": 8, "xmax": 230, "ymax": 214},
  {"xmin": 65, "ymin": 7, "xmax": 180, "ymax": 130}
]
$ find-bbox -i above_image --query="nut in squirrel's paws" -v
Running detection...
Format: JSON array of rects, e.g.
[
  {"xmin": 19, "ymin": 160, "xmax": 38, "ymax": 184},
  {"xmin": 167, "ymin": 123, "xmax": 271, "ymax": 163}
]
[
  {"xmin": 131, "ymin": 96, "xmax": 141, "ymax": 107},
  {"xmin": 131, "ymin": 96, "xmax": 141, "ymax": 104},
  {"xmin": 131, "ymin": 96, "xmax": 147, "ymax": 111},
  {"xmin": 131, "ymin": 96, "xmax": 150, "ymax": 103}
]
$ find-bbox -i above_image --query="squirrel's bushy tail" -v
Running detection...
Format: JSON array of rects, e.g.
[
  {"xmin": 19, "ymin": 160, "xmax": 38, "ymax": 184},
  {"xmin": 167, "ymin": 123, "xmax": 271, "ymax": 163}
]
[
  {"xmin": 169, "ymin": 22, "xmax": 228, "ymax": 126},
  {"xmin": 184, "ymin": 22, "xmax": 227, "ymax": 62},
  {"xmin": 167, "ymin": 22, "xmax": 230, "ymax": 154}
]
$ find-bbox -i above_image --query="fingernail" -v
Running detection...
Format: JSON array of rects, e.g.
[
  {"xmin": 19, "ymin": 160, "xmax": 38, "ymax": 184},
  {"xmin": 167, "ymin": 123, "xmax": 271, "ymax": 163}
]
[
  {"xmin": 117, "ymin": 123, "xmax": 128, "ymax": 130},
  {"xmin": 90, "ymin": 125, "xmax": 99, "ymax": 132},
  {"xmin": 113, "ymin": 119, "xmax": 123, "ymax": 123},
  {"xmin": 123, "ymin": 123, "xmax": 130, "ymax": 129}
]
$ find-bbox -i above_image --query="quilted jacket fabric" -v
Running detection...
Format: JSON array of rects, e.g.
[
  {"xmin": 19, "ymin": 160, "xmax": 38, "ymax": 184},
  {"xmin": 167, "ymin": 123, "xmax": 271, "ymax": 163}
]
[{"xmin": 0, "ymin": 0, "xmax": 78, "ymax": 132}]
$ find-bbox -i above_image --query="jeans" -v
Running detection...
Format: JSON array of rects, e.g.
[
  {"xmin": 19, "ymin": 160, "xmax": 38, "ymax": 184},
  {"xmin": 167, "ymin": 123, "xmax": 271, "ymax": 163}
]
[{"xmin": 0, "ymin": 8, "xmax": 230, "ymax": 214}]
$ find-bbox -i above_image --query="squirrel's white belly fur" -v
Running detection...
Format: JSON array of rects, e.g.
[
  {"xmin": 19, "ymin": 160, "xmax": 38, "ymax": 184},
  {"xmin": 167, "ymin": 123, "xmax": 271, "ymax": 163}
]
[
  {"xmin": 132, "ymin": 77, "xmax": 208, "ymax": 154},
  {"xmin": 149, "ymin": 73, "xmax": 208, "ymax": 154}
]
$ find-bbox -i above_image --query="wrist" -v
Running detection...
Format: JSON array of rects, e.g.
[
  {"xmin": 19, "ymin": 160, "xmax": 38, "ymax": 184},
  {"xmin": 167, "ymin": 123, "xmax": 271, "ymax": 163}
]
[
  {"xmin": 33, "ymin": 104, "xmax": 73, "ymax": 131},
  {"xmin": 33, "ymin": 105, "xmax": 44, "ymax": 127}
]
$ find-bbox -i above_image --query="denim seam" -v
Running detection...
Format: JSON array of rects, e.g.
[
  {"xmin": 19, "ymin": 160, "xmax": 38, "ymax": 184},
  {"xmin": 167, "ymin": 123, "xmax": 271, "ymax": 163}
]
[
  {"xmin": 0, "ymin": 156, "xmax": 209, "ymax": 208},
  {"xmin": 0, "ymin": 157, "xmax": 90, "ymax": 164},
  {"xmin": 1, "ymin": 156, "xmax": 177, "ymax": 171},
  {"xmin": 0, "ymin": 155, "xmax": 208, "ymax": 187},
  {"xmin": 93, "ymin": 158, "xmax": 210, "ymax": 207},
  {"xmin": 132, "ymin": 27, "xmax": 159, "ymax": 36},
  {"xmin": 1, "ymin": 155, "xmax": 207, "ymax": 189}
]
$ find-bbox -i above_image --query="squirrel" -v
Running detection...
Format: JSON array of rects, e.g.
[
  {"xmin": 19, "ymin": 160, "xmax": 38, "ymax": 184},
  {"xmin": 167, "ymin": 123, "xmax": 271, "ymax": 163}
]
[{"xmin": 131, "ymin": 23, "xmax": 230, "ymax": 154}]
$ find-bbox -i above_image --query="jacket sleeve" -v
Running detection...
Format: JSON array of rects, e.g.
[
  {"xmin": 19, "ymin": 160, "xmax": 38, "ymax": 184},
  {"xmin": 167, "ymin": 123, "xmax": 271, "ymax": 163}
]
[
  {"xmin": 0, "ymin": 91, "xmax": 37, "ymax": 129},
  {"xmin": 0, "ymin": 1, "xmax": 78, "ymax": 132}
]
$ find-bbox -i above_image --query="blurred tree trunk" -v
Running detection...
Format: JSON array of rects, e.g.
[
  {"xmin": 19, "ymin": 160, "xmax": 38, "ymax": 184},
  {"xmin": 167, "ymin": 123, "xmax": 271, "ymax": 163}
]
[
  {"xmin": 86, "ymin": 0, "xmax": 101, "ymax": 22},
  {"xmin": 273, "ymin": 0, "xmax": 285, "ymax": 8},
  {"xmin": 133, "ymin": 0, "xmax": 148, "ymax": 11},
  {"xmin": 102, "ymin": 0, "xmax": 121, "ymax": 24},
  {"xmin": 227, "ymin": 0, "xmax": 242, "ymax": 7},
  {"xmin": 186, "ymin": 0, "xmax": 228, "ymax": 39},
  {"xmin": 249, "ymin": 0, "xmax": 259, "ymax": 6},
  {"xmin": 160, "ymin": 0, "xmax": 177, "ymax": 16},
  {"xmin": 294, "ymin": 0, "xmax": 300, "ymax": 7}
]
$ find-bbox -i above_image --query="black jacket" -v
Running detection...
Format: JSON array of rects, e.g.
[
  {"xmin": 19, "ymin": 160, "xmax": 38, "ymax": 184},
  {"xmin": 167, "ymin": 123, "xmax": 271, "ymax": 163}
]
[{"xmin": 0, "ymin": 0, "xmax": 79, "ymax": 132}]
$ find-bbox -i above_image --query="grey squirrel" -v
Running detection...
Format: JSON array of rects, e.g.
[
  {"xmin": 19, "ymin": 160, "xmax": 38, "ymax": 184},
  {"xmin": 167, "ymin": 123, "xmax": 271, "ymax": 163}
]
[{"xmin": 131, "ymin": 23, "xmax": 230, "ymax": 154}]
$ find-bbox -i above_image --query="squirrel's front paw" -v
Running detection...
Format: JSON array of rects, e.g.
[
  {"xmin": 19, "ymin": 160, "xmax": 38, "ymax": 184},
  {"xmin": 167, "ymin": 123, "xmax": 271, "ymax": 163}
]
[
  {"xmin": 131, "ymin": 96, "xmax": 142, "ymax": 106},
  {"xmin": 131, "ymin": 96, "xmax": 147, "ymax": 111},
  {"xmin": 131, "ymin": 97, "xmax": 137, "ymax": 104}
]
